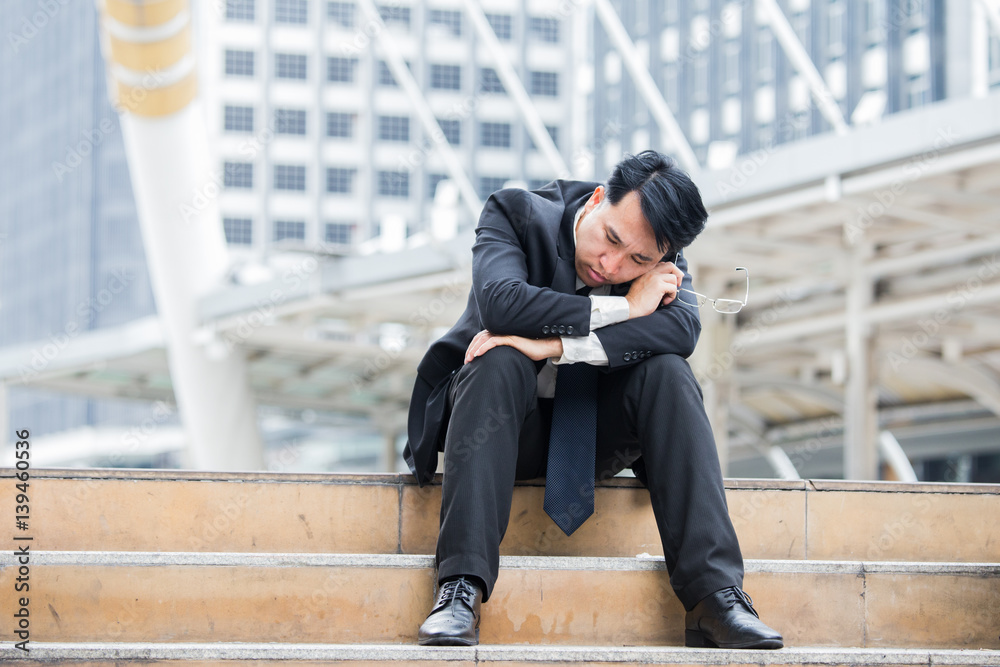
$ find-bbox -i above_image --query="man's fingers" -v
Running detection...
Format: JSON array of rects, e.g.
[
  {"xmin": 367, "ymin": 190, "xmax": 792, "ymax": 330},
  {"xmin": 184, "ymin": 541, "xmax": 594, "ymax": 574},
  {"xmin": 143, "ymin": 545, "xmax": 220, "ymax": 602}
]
[{"xmin": 465, "ymin": 330, "xmax": 491, "ymax": 363}]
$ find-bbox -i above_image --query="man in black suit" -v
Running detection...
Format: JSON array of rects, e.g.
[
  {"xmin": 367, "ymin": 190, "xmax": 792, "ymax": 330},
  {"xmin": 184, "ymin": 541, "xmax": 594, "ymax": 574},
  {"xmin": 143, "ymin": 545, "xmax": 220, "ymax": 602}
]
[{"xmin": 403, "ymin": 151, "xmax": 782, "ymax": 649}]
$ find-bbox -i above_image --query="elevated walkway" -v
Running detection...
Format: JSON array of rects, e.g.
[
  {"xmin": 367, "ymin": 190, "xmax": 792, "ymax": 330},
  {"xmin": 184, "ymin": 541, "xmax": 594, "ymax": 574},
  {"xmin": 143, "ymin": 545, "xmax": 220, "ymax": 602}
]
[{"xmin": 1, "ymin": 470, "xmax": 998, "ymax": 664}]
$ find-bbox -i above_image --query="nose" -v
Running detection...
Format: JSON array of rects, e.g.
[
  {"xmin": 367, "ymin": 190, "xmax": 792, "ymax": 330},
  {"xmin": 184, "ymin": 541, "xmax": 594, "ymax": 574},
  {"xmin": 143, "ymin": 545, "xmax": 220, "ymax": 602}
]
[{"xmin": 600, "ymin": 251, "xmax": 623, "ymax": 277}]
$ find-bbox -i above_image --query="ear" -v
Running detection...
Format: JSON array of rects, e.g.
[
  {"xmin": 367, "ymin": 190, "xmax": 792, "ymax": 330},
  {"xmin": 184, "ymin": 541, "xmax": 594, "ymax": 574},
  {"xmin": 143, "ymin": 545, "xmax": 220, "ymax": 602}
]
[{"xmin": 583, "ymin": 185, "xmax": 605, "ymax": 215}]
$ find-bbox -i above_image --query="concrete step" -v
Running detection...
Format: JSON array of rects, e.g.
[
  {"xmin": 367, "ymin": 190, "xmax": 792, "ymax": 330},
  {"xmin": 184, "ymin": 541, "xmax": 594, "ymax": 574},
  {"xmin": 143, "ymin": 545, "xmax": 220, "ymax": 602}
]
[
  {"xmin": 2, "ymin": 642, "xmax": 999, "ymax": 666},
  {"xmin": 2, "ymin": 552, "xmax": 997, "ymax": 650},
  {"xmin": 9, "ymin": 469, "xmax": 1000, "ymax": 562}
]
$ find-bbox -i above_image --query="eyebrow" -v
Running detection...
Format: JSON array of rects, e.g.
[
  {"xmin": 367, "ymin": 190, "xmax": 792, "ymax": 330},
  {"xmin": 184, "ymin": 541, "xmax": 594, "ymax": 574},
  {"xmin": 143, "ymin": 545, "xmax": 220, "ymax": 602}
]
[{"xmin": 607, "ymin": 225, "xmax": 654, "ymax": 263}]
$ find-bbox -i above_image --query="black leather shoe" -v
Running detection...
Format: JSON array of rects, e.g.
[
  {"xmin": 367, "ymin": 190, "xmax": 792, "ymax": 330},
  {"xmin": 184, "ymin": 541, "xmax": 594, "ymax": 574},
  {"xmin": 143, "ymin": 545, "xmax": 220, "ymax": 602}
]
[
  {"xmin": 417, "ymin": 577, "xmax": 483, "ymax": 646},
  {"xmin": 685, "ymin": 586, "xmax": 783, "ymax": 649}
]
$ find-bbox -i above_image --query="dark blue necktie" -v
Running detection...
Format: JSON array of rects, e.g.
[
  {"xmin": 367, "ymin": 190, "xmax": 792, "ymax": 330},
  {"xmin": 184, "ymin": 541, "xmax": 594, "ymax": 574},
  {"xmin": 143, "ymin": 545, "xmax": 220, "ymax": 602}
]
[{"xmin": 544, "ymin": 285, "xmax": 598, "ymax": 536}]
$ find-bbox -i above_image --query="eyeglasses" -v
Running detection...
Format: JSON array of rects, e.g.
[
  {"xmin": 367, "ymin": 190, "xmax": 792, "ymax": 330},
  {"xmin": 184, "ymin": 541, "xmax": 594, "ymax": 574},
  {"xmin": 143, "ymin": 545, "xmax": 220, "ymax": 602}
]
[{"xmin": 676, "ymin": 267, "xmax": 749, "ymax": 314}]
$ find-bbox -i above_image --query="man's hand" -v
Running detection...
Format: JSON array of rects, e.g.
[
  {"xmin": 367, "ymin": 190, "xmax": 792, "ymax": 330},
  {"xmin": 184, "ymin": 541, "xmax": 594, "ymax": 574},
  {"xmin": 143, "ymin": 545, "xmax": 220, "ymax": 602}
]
[
  {"xmin": 625, "ymin": 261, "xmax": 684, "ymax": 319},
  {"xmin": 465, "ymin": 330, "xmax": 563, "ymax": 364}
]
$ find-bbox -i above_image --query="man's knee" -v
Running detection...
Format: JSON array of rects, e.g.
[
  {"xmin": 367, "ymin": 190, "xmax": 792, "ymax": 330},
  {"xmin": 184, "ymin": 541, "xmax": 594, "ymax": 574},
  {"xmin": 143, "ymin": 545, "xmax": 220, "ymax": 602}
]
[
  {"xmin": 466, "ymin": 345, "xmax": 536, "ymax": 377},
  {"xmin": 640, "ymin": 353, "xmax": 693, "ymax": 379},
  {"xmin": 455, "ymin": 345, "xmax": 537, "ymax": 392},
  {"xmin": 634, "ymin": 354, "xmax": 702, "ymax": 400}
]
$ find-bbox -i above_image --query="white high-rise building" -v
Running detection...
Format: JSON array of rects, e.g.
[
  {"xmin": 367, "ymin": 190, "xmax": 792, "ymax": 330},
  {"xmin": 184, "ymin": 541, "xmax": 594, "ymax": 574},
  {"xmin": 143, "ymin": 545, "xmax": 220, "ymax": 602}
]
[{"xmin": 200, "ymin": 0, "xmax": 579, "ymax": 254}]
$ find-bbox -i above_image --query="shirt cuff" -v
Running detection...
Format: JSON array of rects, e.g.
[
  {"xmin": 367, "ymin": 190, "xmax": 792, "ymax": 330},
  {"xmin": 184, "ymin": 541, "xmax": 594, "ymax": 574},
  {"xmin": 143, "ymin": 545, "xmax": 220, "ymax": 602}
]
[
  {"xmin": 590, "ymin": 295, "xmax": 630, "ymax": 329},
  {"xmin": 554, "ymin": 332, "xmax": 609, "ymax": 366}
]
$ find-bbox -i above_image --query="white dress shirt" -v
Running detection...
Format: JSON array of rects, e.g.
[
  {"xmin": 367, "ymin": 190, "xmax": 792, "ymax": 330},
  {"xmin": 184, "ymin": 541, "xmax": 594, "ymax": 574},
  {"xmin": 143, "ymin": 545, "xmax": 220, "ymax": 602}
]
[{"xmin": 536, "ymin": 206, "xmax": 631, "ymax": 398}]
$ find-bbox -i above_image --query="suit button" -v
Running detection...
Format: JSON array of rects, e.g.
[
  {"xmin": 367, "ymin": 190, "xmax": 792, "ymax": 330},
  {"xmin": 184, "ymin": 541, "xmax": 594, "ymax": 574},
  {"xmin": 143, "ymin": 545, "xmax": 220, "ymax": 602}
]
[
  {"xmin": 632, "ymin": 351, "xmax": 639, "ymax": 358},
  {"xmin": 542, "ymin": 326, "xmax": 550, "ymax": 334},
  {"xmin": 558, "ymin": 325, "xmax": 566, "ymax": 334},
  {"xmin": 567, "ymin": 325, "xmax": 574, "ymax": 334},
  {"xmin": 624, "ymin": 352, "xmax": 632, "ymax": 361}
]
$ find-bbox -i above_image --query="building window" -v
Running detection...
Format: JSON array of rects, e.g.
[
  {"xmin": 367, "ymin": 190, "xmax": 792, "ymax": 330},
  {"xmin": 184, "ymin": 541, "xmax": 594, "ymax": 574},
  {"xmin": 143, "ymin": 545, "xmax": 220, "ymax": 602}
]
[
  {"xmin": 275, "ymin": 108, "xmax": 307, "ymax": 135},
  {"xmin": 486, "ymin": 13, "xmax": 512, "ymax": 40},
  {"xmin": 692, "ymin": 56, "xmax": 709, "ymax": 106},
  {"xmin": 437, "ymin": 119, "xmax": 461, "ymax": 145},
  {"xmin": 480, "ymin": 122, "xmax": 511, "ymax": 148},
  {"xmin": 530, "ymin": 71, "xmax": 558, "ymax": 96},
  {"xmin": 663, "ymin": 64, "xmax": 678, "ymax": 108},
  {"xmin": 529, "ymin": 17, "xmax": 559, "ymax": 43},
  {"xmin": 225, "ymin": 0, "xmax": 255, "ymax": 21},
  {"xmin": 326, "ymin": 112, "xmax": 355, "ymax": 138},
  {"xmin": 326, "ymin": 167, "xmax": 356, "ymax": 193},
  {"xmin": 757, "ymin": 29, "xmax": 774, "ymax": 81},
  {"xmin": 377, "ymin": 170, "xmax": 410, "ymax": 197},
  {"xmin": 328, "ymin": 57, "xmax": 358, "ymax": 83},
  {"xmin": 907, "ymin": 72, "xmax": 930, "ymax": 108},
  {"xmin": 325, "ymin": 222, "xmax": 353, "ymax": 245},
  {"xmin": 427, "ymin": 173, "xmax": 448, "ymax": 198},
  {"xmin": 223, "ymin": 217, "xmax": 253, "ymax": 244},
  {"xmin": 723, "ymin": 40, "xmax": 740, "ymax": 93},
  {"xmin": 378, "ymin": 4, "xmax": 411, "ymax": 29},
  {"xmin": 529, "ymin": 125, "xmax": 559, "ymax": 150},
  {"xmin": 225, "ymin": 49, "xmax": 255, "ymax": 77},
  {"xmin": 429, "ymin": 9, "xmax": 462, "ymax": 36},
  {"xmin": 828, "ymin": 0, "xmax": 846, "ymax": 58},
  {"xmin": 328, "ymin": 1, "xmax": 355, "ymax": 26},
  {"xmin": 431, "ymin": 64, "xmax": 461, "ymax": 90},
  {"xmin": 275, "ymin": 53, "xmax": 307, "ymax": 79},
  {"xmin": 480, "ymin": 68, "xmax": 505, "ymax": 93},
  {"xmin": 224, "ymin": 161, "xmax": 253, "ymax": 189},
  {"xmin": 224, "ymin": 105, "xmax": 254, "ymax": 132},
  {"xmin": 528, "ymin": 178, "xmax": 551, "ymax": 190},
  {"xmin": 479, "ymin": 176, "xmax": 508, "ymax": 198},
  {"xmin": 274, "ymin": 165, "xmax": 306, "ymax": 191},
  {"xmin": 275, "ymin": 0, "xmax": 307, "ymax": 23},
  {"xmin": 378, "ymin": 115, "xmax": 410, "ymax": 142},
  {"xmin": 864, "ymin": 0, "xmax": 884, "ymax": 43},
  {"xmin": 377, "ymin": 61, "xmax": 399, "ymax": 86},
  {"xmin": 274, "ymin": 220, "xmax": 306, "ymax": 241}
]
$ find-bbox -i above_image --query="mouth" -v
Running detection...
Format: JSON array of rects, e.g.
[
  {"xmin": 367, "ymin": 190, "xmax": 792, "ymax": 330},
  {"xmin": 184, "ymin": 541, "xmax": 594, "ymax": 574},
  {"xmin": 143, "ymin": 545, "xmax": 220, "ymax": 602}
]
[{"xmin": 587, "ymin": 266, "xmax": 606, "ymax": 284}]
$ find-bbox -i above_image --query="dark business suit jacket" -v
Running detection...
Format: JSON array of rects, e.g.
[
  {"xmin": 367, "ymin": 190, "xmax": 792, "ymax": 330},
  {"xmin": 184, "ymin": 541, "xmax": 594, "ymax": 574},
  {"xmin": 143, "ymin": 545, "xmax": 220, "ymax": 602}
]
[{"xmin": 403, "ymin": 179, "xmax": 702, "ymax": 486}]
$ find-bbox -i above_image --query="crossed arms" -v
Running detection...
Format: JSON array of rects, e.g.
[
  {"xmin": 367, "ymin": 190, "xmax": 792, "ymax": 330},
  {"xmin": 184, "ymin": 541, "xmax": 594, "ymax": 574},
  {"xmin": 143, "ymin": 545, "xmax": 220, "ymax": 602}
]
[{"xmin": 466, "ymin": 189, "xmax": 702, "ymax": 369}]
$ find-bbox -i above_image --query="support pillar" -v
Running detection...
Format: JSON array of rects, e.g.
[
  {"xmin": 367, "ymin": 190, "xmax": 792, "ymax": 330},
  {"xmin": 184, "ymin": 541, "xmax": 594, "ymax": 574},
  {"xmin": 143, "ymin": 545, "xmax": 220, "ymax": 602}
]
[
  {"xmin": 381, "ymin": 429, "xmax": 400, "ymax": 473},
  {"xmin": 689, "ymin": 269, "xmax": 734, "ymax": 475},
  {"xmin": 844, "ymin": 244, "xmax": 879, "ymax": 479},
  {"xmin": 95, "ymin": 1, "xmax": 264, "ymax": 470}
]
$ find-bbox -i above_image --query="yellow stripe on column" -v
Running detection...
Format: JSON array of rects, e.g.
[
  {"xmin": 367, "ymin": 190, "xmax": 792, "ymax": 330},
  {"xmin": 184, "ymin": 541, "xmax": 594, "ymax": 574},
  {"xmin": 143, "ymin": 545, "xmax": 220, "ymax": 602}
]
[
  {"xmin": 105, "ymin": 0, "xmax": 186, "ymax": 27},
  {"xmin": 116, "ymin": 69, "xmax": 198, "ymax": 117},
  {"xmin": 109, "ymin": 24, "xmax": 191, "ymax": 72}
]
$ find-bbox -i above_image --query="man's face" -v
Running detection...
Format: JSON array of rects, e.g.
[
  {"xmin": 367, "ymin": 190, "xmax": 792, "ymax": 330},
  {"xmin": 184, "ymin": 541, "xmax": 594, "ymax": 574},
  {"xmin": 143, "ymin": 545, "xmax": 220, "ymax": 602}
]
[{"xmin": 574, "ymin": 186, "xmax": 664, "ymax": 288}]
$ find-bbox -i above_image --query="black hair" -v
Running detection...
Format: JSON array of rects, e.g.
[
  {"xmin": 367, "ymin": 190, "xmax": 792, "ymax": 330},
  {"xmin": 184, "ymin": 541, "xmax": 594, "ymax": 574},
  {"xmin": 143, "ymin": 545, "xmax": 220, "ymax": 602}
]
[{"xmin": 605, "ymin": 150, "xmax": 707, "ymax": 255}]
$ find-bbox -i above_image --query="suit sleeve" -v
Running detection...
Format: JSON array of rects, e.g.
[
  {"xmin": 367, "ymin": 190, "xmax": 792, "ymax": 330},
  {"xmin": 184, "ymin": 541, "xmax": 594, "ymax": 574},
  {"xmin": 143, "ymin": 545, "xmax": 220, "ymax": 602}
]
[
  {"xmin": 593, "ymin": 252, "xmax": 703, "ymax": 369},
  {"xmin": 472, "ymin": 190, "xmax": 592, "ymax": 338}
]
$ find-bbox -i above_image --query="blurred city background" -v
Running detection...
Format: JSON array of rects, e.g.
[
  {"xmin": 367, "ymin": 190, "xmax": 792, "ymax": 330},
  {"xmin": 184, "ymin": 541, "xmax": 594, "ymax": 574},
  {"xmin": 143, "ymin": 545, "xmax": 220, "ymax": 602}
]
[{"xmin": 0, "ymin": 0, "xmax": 998, "ymax": 482}]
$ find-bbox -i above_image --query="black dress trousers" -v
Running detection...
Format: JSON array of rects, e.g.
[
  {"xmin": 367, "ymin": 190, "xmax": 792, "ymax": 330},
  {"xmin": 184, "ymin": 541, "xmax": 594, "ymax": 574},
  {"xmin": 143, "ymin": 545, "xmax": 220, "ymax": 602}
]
[{"xmin": 433, "ymin": 346, "xmax": 744, "ymax": 610}]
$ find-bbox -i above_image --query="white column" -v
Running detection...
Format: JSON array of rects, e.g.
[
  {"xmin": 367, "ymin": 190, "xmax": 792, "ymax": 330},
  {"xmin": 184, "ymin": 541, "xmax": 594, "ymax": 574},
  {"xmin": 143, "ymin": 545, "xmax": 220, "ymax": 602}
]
[
  {"xmin": 381, "ymin": 430, "xmax": 400, "ymax": 473},
  {"xmin": 96, "ymin": 1, "xmax": 264, "ymax": 470},
  {"xmin": 844, "ymin": 244, "xmax": 878, "ymax": 479}
]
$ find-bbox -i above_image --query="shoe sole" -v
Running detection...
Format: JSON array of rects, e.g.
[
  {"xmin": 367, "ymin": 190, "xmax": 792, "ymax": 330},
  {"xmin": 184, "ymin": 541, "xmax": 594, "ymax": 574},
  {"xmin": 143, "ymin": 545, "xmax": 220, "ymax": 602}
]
[
  {"xmin": 685, "ymin": 629, "xmax": 783, "ymax": 650},
  {"xmin": 417, "ymin": 628, "xmax": 480, "ymax": 647}
]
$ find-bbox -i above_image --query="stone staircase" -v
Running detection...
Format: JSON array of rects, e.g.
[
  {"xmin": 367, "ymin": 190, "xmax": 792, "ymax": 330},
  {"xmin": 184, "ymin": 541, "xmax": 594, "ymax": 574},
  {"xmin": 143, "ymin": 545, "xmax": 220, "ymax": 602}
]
[{"xmin": 1, "ymin": 468, "xmax": 999, "ymax": 665}]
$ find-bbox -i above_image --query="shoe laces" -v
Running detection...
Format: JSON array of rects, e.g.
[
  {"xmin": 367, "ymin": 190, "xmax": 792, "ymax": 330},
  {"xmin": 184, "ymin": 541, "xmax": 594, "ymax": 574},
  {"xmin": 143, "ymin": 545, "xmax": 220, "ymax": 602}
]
[
  {"xmin": 722, "ymin": 587, "xmax": 759, "ymax": 619},
  {"xmin": 437, "ymin": 577, "xmax": 478, "ymax": 611}
]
